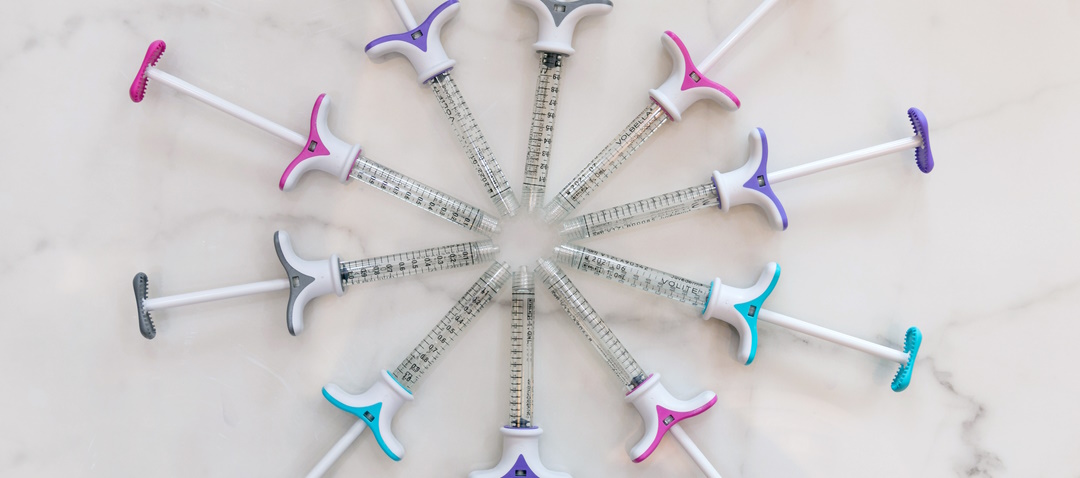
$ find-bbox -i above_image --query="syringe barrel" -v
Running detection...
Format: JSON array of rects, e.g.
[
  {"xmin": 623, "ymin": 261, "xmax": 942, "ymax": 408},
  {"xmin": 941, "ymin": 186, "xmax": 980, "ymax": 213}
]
[
  {"xmin": 339, "ymin": 241, "xmax": 500, "ymax": 286},
  {"xmin": 522, "ymin": 53, "xmax": 564, "ymax": 213},
  {"xmin": 541, "ymin": 102, "xmax": 669, "ymax": 223},
  {"xmin": 391, "ymin": 262, "xmax": 512, "ymax": 391},
  {"xmin": 429, "ymin": 72, "xmax": 521, "ymax": 217},
  {"xmin": 509, "ymin": 267, "xmax": 536, "ymax": 428},
  {"xmin": 350, "ymin": 155, "xmax": 500, "ymax": 236},
  {"xmin": 559, "ymin": 181, "xmax": 719, "ymax": 240},
  {"xmin": 536, "ymin": 259, "xmax": 647, "ymax": 392},
  {"xmin": 552, "ymin": 244, "xmax": 710, "ymax": 310}
]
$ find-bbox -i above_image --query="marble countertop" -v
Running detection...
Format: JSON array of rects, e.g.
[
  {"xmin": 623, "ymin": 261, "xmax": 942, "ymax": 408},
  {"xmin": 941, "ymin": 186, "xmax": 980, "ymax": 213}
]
[{"xmin": 3, "ymin": 0, "xmax": 1080, "ymax": 476}]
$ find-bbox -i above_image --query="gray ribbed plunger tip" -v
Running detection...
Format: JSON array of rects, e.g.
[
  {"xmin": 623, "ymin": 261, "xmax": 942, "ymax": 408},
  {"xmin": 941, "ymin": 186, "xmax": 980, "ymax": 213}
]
[{"xmin": 133, "ymin": 272, "xmax": 156, "ymax": 340}]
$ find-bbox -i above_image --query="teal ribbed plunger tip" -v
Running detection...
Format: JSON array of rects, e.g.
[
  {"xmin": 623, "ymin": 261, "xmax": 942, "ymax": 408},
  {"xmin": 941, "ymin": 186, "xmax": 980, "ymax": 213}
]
[{"xmin": 890, "ymin": 327, "xmax": 922, "ymax": 392}]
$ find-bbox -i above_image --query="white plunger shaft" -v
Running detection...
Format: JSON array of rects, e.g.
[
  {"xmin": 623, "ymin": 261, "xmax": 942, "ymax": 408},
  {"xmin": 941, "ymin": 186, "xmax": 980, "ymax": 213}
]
[
  {"xmin": 757, "ymin": 309, "xmax": 909, "ymax": 364},
  {"xmin": 305, "ymin": 419, "xmax": 368, "ymax": 478},
  {"xmin": 146, "ymin": 67, "xmax": 306, "ymax": 146},
  {"xmin": 769, "ymin": 135, "xmax": 922, "ymax": 183},
  {"xmin": 391, "ymin": 0, "xmax": 419, "ymax": 29},
  {"xmin": 699, "ymin": 0, "xmax": 781, "ymax": 72},
  {"xmin": 141, "ymin": 279, "xmax": 290, "ymax": 311},
  {"xmin": 670, "ymin": 424, "xmax": 722, "ymax": 478}
]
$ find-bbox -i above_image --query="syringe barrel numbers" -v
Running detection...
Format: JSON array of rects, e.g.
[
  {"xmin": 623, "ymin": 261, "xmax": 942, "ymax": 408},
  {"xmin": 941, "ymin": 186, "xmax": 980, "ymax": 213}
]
[
  {"xmin": 340, "ymin": 242, "xmax": 489, "ymax": 285},
  {"xmin": 523, "ymin": 53, "xmax": 563, "ymax": 211},
  {"xmin": 430, "ymin": 73, "xmax": 519, "ymax": 217},
  {"xmin": 392, "ymin": 263, "xmax": 510, "ymax": 391},
  {"xmin": 556, "ymin": 245, "xmax": 709, "ymax": 309},
  {"xmin": 544, "ymin": 103, "xmax": 669, "ymax": 223},
  {"xmin": 509, "ymin": 269, "xmax": 536, "ymax": 427},
  {"xmin": 350, "ymin": 155, "xmax": 493, "ymax": 234},
  {"xmin": 566, "ymin": 183, "xmax": 719, "ymax": 239},
  {"xmin": 567, "ymin": 104, "xmax": 667, "ymax": 204},
  {"xmin": 537, "ymin": 260, "xmax": 646, "ymax": 391}
]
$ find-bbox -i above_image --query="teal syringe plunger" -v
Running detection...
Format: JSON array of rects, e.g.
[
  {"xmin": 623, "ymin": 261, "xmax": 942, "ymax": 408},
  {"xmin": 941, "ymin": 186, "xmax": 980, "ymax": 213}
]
[
  {"xmin": 305, "ymin": 262, "xmax": 512, "ymax": 477},
  {"xmin": 553, "ymin": 244, "xmax": 922, "ymax": 392}
]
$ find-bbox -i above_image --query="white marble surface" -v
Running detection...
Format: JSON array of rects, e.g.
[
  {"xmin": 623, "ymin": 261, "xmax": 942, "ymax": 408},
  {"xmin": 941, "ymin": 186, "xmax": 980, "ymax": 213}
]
[{"xmin": 3, "ymin": 0, "xmax": 1080, "ymax": 476}]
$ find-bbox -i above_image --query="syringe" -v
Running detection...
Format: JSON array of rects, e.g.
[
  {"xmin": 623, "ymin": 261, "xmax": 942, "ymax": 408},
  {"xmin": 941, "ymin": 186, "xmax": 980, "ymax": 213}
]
[
  {"xmin": 306, "ymin": 262, "xmax": 511, "ymax": 477},
  {"xmin": 366, "ymin": 0, "xmax": 521, "ymax": 217},
  {"xmin": 132, "ymin": 231, "xmax": 498, "ymax": 339},
  {"xmin": 128, "ymin": 40, "xmax": 500, "ymax": 236},
  {"xmin": 509, "ymin": 268, "xmax": 536, "ymax": 429},
  {"xmin": 540, "ymin": 0, "xmax": 783, "ymax": 223},
  {"xmin": 513, "ymin": 0, "xmax": 614, "ymax": 212},
  {"xmin": 553, "ymin": 244, "xmax": 923, "ymax": 392},
  {"xmin": 560, "ymin": 109, "xmax": 935, "ymax": 239},
  {"xmin": 537, "ymin": 259, "xmax": 723, "ymax": 478},
  {"xmin": 470, "ymin": 267, "xmax": 570, "ymax": 478}
]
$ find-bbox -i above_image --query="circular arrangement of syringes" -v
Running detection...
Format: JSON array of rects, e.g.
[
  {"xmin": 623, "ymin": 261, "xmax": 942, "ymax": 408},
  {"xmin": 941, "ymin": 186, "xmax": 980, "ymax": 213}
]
[{"xmin": 127, "ymin": 0, "xmax": 934, "ymax": 476}]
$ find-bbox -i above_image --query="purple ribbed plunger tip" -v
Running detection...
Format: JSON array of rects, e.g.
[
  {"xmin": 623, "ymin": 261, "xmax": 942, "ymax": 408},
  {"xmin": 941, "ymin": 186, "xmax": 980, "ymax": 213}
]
[{"xmin": 907, "ymin": 107, "xmax": 934, "ymax": 174}]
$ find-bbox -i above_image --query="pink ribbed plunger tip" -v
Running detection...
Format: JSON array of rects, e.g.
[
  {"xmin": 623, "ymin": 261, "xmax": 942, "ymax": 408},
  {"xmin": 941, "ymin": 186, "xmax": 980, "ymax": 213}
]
[{"xmin": 129, "ymin": 40, "xmax": 167, "ymax": 103}]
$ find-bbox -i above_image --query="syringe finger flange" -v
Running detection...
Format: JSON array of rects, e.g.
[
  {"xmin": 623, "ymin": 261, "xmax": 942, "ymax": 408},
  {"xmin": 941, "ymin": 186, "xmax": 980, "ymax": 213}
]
[
  {"xmin": 649, "ymin": 31, "xmax": 740, "ymax": 122},
  {"xmin": 643, "ymin": 0, "xmax": 788, "ymax": 122},
  {"xmin": 712, "ymin": 128, "xmax": 788, "ymax": 229},
  {"xmin": 624, "ymin": 373, "xmax": 717, "ymax": 465},
  {"xmin": 513, "ymin": 0, "xmax": 613, "ymax": 56},
  {"xmin": 276, "ymin": 231, "xmax": 345, "ymax": 336}
]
